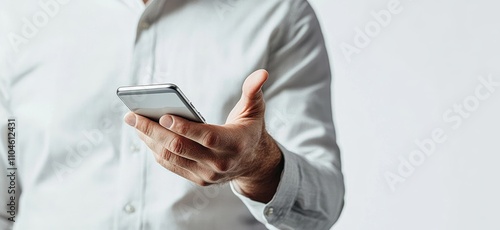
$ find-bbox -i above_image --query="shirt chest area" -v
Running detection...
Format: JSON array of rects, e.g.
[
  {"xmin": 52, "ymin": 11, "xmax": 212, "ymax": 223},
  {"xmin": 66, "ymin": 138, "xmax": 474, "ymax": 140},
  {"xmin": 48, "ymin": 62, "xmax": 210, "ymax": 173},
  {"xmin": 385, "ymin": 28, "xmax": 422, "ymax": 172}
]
[{"xmin": 9, "ymin": 1, "xmax": 273, "ymax": 126}]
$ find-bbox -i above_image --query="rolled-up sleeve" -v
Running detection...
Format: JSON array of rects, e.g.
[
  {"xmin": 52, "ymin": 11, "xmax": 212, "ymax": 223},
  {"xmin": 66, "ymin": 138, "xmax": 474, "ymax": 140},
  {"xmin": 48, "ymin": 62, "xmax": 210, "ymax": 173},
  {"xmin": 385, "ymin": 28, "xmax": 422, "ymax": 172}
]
[{"xmin": 231, "ymin": 1, "xmax": 345, "ymax": 229}]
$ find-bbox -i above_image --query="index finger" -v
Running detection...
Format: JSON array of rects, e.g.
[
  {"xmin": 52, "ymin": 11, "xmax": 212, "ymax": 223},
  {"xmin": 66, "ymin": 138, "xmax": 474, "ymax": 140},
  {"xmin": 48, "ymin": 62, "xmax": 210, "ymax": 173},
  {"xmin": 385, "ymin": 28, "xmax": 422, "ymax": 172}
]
[{"xmin": 125, "ymin": 112, "xmax": 213, "ymax": 162}]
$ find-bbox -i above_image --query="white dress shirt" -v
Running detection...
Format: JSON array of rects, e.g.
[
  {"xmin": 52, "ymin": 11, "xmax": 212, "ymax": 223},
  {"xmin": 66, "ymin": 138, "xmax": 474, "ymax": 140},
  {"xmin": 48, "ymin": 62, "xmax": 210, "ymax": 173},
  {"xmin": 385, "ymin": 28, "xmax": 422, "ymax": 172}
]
[{"xmin": 0, "ymin": 0, "xmax": 344, "ymax": 229}]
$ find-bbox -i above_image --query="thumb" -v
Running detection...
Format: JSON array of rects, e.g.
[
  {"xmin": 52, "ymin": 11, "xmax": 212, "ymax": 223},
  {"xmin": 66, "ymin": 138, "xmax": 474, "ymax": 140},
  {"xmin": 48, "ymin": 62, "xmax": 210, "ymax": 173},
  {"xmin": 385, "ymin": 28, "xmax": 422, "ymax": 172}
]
[
  {"xmin": 226, "ymin": 69, "xmax": 268, "ymax": 123},
  {"xmin": 241, "ymin": 69, "xmax": 268, "ymax": 103}
]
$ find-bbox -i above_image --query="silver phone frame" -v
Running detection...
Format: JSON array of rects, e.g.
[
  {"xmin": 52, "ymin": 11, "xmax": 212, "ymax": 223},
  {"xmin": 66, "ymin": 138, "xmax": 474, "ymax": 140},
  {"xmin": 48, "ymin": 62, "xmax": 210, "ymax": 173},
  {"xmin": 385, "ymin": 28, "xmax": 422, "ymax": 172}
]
[{"xmin": 116, "ymin": 83, "xmax": 206, "ymax": 123}]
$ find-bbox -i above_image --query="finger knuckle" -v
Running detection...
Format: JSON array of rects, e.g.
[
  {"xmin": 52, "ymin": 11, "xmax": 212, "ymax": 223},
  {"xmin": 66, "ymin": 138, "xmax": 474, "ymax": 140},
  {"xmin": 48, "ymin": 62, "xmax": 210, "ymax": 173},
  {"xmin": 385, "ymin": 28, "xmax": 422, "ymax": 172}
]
[
  {"xmin": 201, "ymin": 131, "xmax": 219, "ymax": 148},
  {"xmin": 213, "ymin": 161, "xmax": 230, "ymax": 173},
  {"xmin": 137, "ymin": 119, "xmax": 154, "ymax": 136},
  {"xmin": 160, "ymin": 149, "xmax": 173, "ymax": 162},
  {"xmin": 171, "ymin": 156, "xmax": 188, "ymax": 168},
  {"xmin": 166, "ymin": 163, "xmax": 183, "ymax": 175},
  {"xmin": 168, "ymin": 137, "xmax": 184, "ymax": 155},
  {"xmin": 173, "ymin": 121, "xmax": 190, "ymax": 136},
  {"xmin": 207, "ymin": 172, "xmax": 221, "ymax": 182}
]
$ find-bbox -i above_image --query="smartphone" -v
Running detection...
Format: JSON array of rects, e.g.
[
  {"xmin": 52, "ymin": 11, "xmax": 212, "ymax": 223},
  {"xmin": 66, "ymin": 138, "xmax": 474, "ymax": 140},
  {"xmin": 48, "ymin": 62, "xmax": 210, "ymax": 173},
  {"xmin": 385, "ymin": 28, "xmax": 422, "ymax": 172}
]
[{"xmin": 116, "ymin": 83, "xmax": 206, "ymax": 123}]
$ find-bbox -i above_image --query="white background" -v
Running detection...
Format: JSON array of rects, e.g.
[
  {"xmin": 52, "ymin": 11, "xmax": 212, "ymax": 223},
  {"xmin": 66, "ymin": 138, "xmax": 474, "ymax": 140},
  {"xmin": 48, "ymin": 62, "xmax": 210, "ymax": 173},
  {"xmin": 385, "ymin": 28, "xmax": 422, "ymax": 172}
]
[{"xmin": 308, "ymin": 0, "xmax": 500, "ymax": 229}]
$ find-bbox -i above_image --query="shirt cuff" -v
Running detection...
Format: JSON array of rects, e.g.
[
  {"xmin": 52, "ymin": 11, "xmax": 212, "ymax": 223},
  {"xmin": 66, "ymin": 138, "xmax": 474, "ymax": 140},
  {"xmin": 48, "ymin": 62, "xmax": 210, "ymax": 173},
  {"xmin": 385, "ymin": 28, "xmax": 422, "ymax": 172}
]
[{"xmin": 230, "ymin": 142, "xmax": 300, "ymax": 229}]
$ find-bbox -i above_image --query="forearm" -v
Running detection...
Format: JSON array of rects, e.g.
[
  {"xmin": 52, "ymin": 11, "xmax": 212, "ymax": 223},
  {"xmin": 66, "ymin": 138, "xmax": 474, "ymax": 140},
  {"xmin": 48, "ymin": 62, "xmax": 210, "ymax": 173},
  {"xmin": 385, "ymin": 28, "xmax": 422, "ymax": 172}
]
[{"xmin": 233, "ymin": 132, "xmax": 284, "ymax": 203}]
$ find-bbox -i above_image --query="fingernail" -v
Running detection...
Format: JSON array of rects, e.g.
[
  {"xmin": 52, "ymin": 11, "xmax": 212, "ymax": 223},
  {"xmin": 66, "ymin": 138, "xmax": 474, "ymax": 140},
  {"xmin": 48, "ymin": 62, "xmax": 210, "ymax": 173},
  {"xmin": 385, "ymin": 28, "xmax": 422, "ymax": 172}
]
[
  {"xmin": 124, "ymin": 113, "xmax": 136, "ymax": 127},
  {"xmin": 160, "ymin": 115, "xmax": 173, "ymax": 129}
]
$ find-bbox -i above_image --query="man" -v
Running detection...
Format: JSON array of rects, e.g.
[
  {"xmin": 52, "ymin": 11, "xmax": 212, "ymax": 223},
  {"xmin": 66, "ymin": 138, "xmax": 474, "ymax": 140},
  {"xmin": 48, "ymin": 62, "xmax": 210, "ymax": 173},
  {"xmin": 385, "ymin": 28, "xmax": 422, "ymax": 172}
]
[{"xmin": 0, "ymin": 0, "xmax": 344, "ymax": 229}]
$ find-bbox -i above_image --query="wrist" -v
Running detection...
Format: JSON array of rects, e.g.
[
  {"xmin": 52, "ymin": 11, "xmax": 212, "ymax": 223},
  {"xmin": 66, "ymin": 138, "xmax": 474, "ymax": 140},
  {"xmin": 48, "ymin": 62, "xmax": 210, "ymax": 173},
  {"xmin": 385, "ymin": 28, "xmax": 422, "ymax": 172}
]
[{"xmin": 234, "ymin": 132, "xmax": 284, "ymax": 203}]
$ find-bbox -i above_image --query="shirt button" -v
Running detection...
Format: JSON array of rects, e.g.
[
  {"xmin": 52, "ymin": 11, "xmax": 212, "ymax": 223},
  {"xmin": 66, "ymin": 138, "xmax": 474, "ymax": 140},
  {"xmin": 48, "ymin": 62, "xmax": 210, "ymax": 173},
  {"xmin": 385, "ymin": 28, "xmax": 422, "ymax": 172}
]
[
  {"xmin": 264, "ymin": 207, "xmax": 274, "ymax": 217},
  {"xmin": 123, "ymin": 203, "xmax": 135, "ymax": 214}
]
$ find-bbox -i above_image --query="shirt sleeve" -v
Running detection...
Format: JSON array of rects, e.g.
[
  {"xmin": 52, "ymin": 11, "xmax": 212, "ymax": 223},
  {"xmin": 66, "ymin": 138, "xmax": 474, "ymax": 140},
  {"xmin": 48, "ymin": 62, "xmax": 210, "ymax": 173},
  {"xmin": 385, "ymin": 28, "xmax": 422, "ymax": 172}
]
[{"xmin": 230, "ymin": 1, "xmax": 345, "ymax": 229}]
